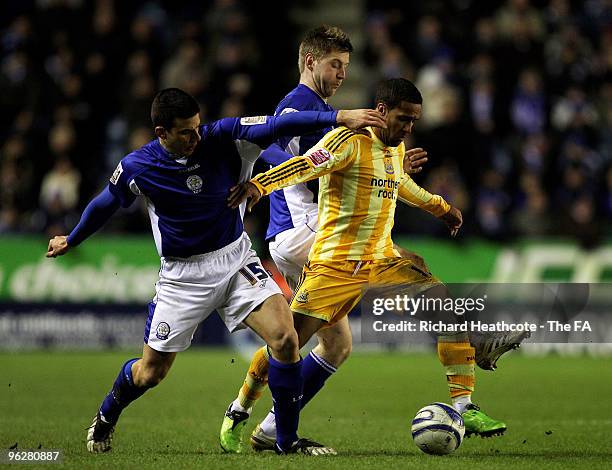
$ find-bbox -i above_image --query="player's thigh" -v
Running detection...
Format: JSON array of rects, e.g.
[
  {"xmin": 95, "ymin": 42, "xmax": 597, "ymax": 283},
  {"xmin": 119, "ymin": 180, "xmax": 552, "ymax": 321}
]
[
  {"xmin": 219, "ymin": 252, "xmax": 290, "ymax": 337},
  {"xmin": 146, "ymin": 266, "xmax": 221, "ymax": 353},
  {"xmin": 293, "ymin": 311, "xmax": 328, "ymax": 348},
  {"xmin": 393, "ymin": 243, "xmax": 430, "ymax": 273},
  {"xmin": 242, "ymin": 293, "xmax": 296, "ymax": 348},
  {"xmin": 374, "ymin": 257, "xmax": 441, "ymax": 289},
  {"xmin": 290, "ymin": 261, "xmax": 366, "ymax": 325}
]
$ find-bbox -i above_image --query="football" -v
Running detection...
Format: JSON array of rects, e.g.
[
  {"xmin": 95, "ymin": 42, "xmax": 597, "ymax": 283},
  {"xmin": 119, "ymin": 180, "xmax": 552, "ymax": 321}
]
[{"xmin": 411, "ymin": 402, "xmax": 465, "ymax": 455}]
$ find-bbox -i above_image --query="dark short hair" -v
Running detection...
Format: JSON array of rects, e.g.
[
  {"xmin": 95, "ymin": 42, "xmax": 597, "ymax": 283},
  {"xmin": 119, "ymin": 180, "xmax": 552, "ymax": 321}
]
[
  {"xmin": 375, "ymin": 78, "xmax": 423, "ymax": 109},
  {"xmin": 151, "ymin": 88, "xmax": 200, "ymax": 129},
  {"xmin": 298, "ymin": 25, "xmax": 353, "ymax": 73}
]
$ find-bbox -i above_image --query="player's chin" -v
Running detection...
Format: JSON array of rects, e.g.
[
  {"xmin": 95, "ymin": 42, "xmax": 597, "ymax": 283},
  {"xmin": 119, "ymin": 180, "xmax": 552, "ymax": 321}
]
[{"xmin": 327, "ymin": 85, "xmax": 340, "ymax": 97}]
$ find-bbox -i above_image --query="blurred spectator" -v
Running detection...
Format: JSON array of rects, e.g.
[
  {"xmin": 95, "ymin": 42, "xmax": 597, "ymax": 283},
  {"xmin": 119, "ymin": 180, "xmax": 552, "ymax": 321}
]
[
  {"xmin": 510, "ymin": 68, "xmax": 546, "ymax": 135},
  {"xmin": 37, "ymin": 156, "xmax": 81, "ymax": 236},
  {"xmin": 558, "ymin": 195, "xmax": 602, "ymax": 248},
  {"xmin": 474, "ymin": 169, "xmax": 512, "ymax": 240}
]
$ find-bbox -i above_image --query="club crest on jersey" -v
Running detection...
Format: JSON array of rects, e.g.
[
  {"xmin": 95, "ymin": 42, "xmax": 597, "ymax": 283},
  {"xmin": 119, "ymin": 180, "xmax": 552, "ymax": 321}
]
[
  {"xmin": 110, "ymin": 162, "xmax": 123, "ymax": 185},
  {"xmin": 308, "ymin": 149, "xmax": 332, "ymax": 167},
  {"xmin": 240, "ymin": 116, "xmax": 268, "ymax": 126},
  {"xmin": 186, "ymin": 175, "xmax": 203, "ymax": 193},
  {"xmin": 156, "ymin": 322, "xmax": 170, "ymax": 340},
  {"xmin": 384, "ymin": 159, "xmax": 395, "ymax": 175},
  {"xmin": 295, "ymin": 289, "xmax": 309, "ymax": 303}
]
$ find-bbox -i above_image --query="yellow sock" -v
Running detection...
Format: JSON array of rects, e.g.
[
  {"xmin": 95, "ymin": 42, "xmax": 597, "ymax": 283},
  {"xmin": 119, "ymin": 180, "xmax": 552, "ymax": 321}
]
[
  {"xmin": 237, "ymin": 346, "xmax": 270, "ymax": 410},
  {"xmin": 437, "ymin": 335, "xmax": 475, "ymax": 399}
]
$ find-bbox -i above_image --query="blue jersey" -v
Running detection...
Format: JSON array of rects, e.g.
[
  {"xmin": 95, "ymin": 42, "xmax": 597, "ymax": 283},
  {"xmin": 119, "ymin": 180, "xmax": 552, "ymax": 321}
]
[
  {"xmin": 103, "ymin": 112, "xmax": 336, "ymax": 258},
  {"xmin": 260, "ymin": 85, "xmax": 335, "ymax": 241}
]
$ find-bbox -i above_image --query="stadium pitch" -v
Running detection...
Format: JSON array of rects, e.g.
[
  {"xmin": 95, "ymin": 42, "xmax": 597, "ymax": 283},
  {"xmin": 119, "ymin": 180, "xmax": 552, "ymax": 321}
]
[{"xmin": 1, "ymin": 350, "xmax": 610, "ymax": 469}]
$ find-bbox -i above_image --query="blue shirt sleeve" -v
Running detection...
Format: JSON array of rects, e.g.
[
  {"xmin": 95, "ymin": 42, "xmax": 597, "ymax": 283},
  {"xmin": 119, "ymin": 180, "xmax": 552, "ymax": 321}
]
[
  {"xmin": 213, "ymin": 110, "xmax": 338, "ymax": 147},
  {"xmin": 259, "ymin": 142, "xmax": 294, "ymax": 166},
  {"xmin": 67, "ymin": 185, "xmax": 121, "ymax": 247}
]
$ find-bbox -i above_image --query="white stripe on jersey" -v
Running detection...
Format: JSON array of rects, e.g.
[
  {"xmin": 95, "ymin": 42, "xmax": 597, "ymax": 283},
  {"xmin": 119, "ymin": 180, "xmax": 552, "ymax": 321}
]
[
  {"xmin": 233, "ymin": 139, "xmax": 261, "ymax": 219},
  {"xmin": 146, "ymin": 198, "xmax": 163, "ymax": 256}
]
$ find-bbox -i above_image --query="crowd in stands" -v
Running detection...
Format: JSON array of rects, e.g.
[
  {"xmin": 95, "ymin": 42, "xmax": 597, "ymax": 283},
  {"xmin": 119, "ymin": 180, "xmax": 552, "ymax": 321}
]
[
  {"xmin": 0, "ymin": 0, "xmax": 610, "ymax": 248},
  {"xmin": 365, "ymin": 0, "xmax": 611, "ymax": 246}
]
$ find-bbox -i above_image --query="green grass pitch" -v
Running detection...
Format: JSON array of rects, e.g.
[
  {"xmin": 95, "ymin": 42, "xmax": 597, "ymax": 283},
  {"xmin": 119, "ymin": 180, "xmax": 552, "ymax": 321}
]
[{"xmin": 1, "ymin": 350, "xmax": 611, "ymax": 469}]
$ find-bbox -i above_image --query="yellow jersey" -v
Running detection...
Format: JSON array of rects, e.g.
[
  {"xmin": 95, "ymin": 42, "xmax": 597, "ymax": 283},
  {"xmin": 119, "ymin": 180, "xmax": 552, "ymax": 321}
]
[{"xmin": 251, "ymin": 127, "xmax": 450, "ymax": 263}]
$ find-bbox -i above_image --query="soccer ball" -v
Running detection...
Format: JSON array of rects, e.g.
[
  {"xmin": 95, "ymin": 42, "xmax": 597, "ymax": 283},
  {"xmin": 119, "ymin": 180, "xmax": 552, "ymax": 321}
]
[{"xmin": 411, "ymin": 402, "xmax": 465, "ymax": 455}]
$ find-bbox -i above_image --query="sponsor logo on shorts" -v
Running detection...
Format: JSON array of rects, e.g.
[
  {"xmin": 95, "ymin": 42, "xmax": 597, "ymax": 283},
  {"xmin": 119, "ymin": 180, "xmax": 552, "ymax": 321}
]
[
  {"xmin": 110, "ymin": 162, "xmax": 123, "ymax": 185},
  {"xmin": 240, "ymin": 116, "xmax": 268, "ymax": 125},
  {"xmin": 156, "ymin": 322, "xmax": 171, "ymax": 340},
  {"xmin": 186, "ymin": 175, "xmax": 203, "ymax": 193},
  {"xmin": 307, "ymin": 149, "xmax": 332, "ymax": 167},
  {"xmin": 295, "ymin": 290, "xmax": 309, "ymax": 303}
]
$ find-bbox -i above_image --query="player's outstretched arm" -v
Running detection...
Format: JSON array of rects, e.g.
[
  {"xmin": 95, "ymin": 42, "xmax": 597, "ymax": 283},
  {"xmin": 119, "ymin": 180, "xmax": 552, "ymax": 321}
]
[
  {"xmin": 46, "ymin": 185, "xmax": 121, "ymax": 258},
  {"xmin": 218, "ymin": 109, "xmax": 385, "ymax": 148}
]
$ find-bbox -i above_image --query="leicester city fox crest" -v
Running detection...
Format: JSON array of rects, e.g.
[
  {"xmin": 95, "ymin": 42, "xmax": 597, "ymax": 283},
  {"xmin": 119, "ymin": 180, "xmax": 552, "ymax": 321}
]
[
  {"xmin": 156, "ymin": 322, "xmax": 170, "ymax": 340},
  {"xmin": 186, "ymin": 175, "xmax": 203, "ymax": 193}
]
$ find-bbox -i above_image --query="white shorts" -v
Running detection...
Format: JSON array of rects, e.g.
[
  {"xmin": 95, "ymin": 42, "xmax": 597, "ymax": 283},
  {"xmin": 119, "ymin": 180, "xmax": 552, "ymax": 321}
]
[
  {"xmin": 145, "ymin": 233, "xmax": 282, "ymax": 352},
  {"xmin": 269, "ymin": 224, "xmax": 317, "ymax": 292}
]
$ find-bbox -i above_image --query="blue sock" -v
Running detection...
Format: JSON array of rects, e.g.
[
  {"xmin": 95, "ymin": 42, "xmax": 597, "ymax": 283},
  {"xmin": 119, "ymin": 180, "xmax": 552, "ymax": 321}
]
[
  {"xmin": 268, "ymin": 355, "xmax": 303, "ymax": 451},
  {"xmin": 300, "ymin": 351, "xmax": 336, "ymax": 409},
  {"xmin": 99, "ymin": 358, "xmax": 148, "ymax": 423}
]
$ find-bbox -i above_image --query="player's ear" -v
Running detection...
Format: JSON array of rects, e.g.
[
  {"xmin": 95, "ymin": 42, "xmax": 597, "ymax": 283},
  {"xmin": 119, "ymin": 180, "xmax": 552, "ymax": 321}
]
[
  {"xmin": 305, "ymin": 52, "xmax": 315, "ymax": 71},
  {"xmin": 154, "ymin": 126, "xmax": 167, "ymax": 140},
  {"xmin": 376, "ymin": 102, "xmax": 388, "ymax": 117}
]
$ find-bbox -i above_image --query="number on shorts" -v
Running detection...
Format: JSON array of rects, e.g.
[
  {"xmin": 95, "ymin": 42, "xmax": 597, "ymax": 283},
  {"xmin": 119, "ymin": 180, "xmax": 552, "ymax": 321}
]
[{"xmin": 239, "ymin": 262, "xmax": 269, "ymax": 285}]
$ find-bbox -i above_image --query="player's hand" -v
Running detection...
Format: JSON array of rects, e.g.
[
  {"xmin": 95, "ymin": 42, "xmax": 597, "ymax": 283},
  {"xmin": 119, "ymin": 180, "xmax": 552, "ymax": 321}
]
[
  {"xmin": 46, "ymin": 235, "xmax": 70, "ymax": 258},
  {"xmin": 228, "ymin": 182, "xmax": 262, "ymax": 212},
  {"xmin": 403, "ymin": 147, "xmax": 428, "ymax": 174},
  {"xmin": 438, "ymin": 206, "xmax": 463, "ymax": 237},
  {"xmin": 336, "ymin": 109, "xmax": 386, "ymax": 130}
]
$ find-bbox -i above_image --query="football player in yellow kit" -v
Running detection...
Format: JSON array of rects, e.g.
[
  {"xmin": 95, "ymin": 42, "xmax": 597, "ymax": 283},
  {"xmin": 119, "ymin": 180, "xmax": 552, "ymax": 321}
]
[{"xmin": 228, "ymin": 78, "xmax": 524, "ymax": 450}]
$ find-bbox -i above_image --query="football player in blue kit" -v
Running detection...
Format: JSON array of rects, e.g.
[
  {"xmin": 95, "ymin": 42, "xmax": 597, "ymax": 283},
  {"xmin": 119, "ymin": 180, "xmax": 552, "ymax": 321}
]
[{"xmin": 46, "ymin": 87, "xmax": 385, "ymax": 455}]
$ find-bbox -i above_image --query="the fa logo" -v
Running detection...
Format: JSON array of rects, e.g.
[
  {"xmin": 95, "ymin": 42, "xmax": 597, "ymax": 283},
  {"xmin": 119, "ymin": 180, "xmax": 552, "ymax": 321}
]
[
  {"xmin": 295, "ymin": 290, "xmax": 309, "ymax": 303},
  {"xmin": 186, "ymin": 175, "xmax": 203, "ymax": 193}
]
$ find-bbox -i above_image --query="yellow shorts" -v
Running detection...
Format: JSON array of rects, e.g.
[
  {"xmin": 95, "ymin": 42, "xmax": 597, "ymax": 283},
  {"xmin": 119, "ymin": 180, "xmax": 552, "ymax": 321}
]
[{"xmin": 290, "ymin": 257, "xmax": 441, "ymax": 325}]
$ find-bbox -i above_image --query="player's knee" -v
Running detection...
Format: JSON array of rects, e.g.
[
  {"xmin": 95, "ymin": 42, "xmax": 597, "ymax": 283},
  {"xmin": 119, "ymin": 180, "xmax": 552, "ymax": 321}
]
[{"xmin": 268, "ymin": 329, "xmax": 299, "ymax": 361}]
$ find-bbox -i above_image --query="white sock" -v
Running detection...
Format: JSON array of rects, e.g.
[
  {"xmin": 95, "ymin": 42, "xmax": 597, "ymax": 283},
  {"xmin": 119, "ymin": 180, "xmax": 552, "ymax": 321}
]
[
  {"xmin": 259, "ymin": 407, "xmax": 276, "ymax": 437},
  {"xmin": 452, "ymin": 395, "xmax": 472, "ymax": 414},
  {"xmin": 231, "ymin": 398, "xmax": 250, "ymax": 414}
]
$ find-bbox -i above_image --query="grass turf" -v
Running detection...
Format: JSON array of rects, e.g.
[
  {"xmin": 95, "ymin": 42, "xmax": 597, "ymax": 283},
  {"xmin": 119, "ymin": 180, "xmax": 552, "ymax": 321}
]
[{"xmin": 1, "ymin": 350, "xmax": 611, "ymax": 469}]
